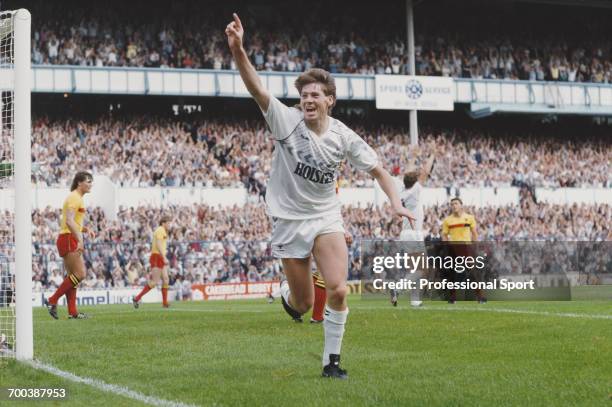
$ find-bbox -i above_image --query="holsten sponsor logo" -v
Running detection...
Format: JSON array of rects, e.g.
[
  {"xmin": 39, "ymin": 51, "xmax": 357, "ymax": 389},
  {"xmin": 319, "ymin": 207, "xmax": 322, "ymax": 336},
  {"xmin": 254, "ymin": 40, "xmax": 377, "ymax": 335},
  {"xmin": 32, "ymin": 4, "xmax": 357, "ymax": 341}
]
[{"xmin": 294, "ymin": 162, "xmax": 334, "ymax": 184}]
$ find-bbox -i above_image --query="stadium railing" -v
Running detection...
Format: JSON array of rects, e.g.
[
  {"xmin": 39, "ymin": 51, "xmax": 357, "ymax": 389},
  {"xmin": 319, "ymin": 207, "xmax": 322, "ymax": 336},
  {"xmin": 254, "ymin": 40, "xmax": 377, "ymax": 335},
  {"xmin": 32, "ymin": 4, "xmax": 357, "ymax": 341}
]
[{"xmin": 20, "ymin": 66, "xmax": 612, "ymax": 115}]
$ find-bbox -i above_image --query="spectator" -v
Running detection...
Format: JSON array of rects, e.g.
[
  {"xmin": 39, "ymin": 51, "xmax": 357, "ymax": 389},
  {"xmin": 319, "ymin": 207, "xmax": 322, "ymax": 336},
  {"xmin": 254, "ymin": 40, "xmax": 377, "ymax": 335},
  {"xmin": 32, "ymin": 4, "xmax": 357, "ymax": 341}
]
[
  {"xmin": 30, "ymin": 117, "xmax": 612, "ymax": 190},
  {"xmin": 23, "ymin": 199, "xmax": 610, "ymax": 289},
  {"xmin": 10, "ymin": 0, "xmax": 611, "ymax": 83}
]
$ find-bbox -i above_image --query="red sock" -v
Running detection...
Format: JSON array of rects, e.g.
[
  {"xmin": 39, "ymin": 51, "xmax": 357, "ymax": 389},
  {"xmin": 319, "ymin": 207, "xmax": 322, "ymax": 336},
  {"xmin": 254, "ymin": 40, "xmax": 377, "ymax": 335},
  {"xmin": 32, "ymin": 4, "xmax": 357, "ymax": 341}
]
[
  {"xmin": 49, "ymin": 275, "xmax": 78, "ymax": 305},
  {"xmin": 162, "ymin": 287, "xmax": 168, "ymax": 306},
  {"xmin": 312, "ymin": 278, "xmax": 326, "ymax": 322},
  {"xmin": 135, "ymin": 285, "xmax": 152, "ymax": 302},
  {"xmin": 66, "ymin": 287, "xmax": 78, "ymax": 316}
]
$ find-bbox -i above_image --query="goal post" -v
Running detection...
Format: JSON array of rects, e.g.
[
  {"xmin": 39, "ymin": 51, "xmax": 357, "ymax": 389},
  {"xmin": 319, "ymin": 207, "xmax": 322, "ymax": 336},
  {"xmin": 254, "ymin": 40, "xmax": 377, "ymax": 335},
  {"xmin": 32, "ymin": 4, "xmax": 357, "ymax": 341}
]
[
  {"xmin": 14, "ymin": 8, "xmax": 32, "ymax": 361},
  {"xmin": 0, "ymin": 8, "xmax": 32, "ymax": 361}
]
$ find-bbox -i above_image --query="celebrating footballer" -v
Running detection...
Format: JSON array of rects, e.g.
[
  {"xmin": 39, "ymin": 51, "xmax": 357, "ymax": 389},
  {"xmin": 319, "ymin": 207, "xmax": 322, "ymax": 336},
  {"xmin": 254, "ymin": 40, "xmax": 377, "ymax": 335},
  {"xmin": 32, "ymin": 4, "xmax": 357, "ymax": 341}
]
[{"xmin": 226, "ymin": 13, "xmax": 416, "ymax": 379}]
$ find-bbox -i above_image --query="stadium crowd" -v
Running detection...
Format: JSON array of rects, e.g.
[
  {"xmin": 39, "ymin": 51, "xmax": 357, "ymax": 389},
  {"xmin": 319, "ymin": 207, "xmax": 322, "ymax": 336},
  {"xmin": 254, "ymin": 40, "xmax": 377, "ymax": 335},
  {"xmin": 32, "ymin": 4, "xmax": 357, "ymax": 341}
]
[
  {"xmin": 4, "ymin": 0, "xmax": 611, "ymax": 291},
  {"xmin": 28, "ymin": 200, "xmax": 611, "ymax": 289},
  {"xmin": 8, "ymin": 0, "xmax": 610, "ymax": 83},
  {"xmin": 31, "ymin": 117, "xmax": 611, "ymax": 190}
]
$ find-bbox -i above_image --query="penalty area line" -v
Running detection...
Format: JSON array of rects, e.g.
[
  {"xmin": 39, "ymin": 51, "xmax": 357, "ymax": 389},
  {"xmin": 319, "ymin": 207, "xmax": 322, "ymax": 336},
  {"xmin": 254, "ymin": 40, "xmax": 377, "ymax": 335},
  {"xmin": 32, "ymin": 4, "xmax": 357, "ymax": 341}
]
[
  {"xmin": 352, "ymin": 304, "xmax": 612, "ymax": 320},
  {"xmin": 420, "ymin": 306, "xmax": 612, "ymax": 320},
  {"xmin": 24, "ymin": 359, "xmax": 199, "ymax": 407}
]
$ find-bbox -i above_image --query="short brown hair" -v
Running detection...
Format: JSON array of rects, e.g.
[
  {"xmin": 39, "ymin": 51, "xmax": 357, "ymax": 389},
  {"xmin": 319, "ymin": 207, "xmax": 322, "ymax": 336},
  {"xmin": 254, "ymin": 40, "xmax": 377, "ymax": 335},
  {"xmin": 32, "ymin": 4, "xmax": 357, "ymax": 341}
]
[
  {"xmin": 450, "ymin": 197, "xmax": 463, "ymax": 205},
  {"xmin": 294, "ymin": 68, "xmax": 337, "ymax": 110},
  {"xmin": 160, "ymin": 215, "xmax": 171, "ymax": 225},
  {"xmin": 403, "ymin": 171, "xmax": 418, "ymax": 189},
  {"xmin": 70, "ymin": 171, "xmax": 93, "ymax": 191}
]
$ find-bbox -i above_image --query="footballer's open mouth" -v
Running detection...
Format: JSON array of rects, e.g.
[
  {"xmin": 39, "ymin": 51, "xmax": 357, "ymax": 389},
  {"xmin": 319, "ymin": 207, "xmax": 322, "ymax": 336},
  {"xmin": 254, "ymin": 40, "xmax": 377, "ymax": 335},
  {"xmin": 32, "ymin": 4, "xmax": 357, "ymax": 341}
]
[{"xmin": 304, "ymin": 106, "xmax": 317, "ymax": 114}]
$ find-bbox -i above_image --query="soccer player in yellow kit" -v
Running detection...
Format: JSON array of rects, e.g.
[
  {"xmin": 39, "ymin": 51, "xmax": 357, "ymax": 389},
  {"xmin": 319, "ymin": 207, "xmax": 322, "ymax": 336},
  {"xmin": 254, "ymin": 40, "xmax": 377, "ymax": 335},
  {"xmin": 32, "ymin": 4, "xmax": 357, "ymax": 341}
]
[
  {"xmin": 442, "ymin": 198, "xmax": 477, "ymax": 242},
  {"xmin": 133, "ymin": 216, "xmax": 171, "ymax": 308},
  {"xmin": 441, "ymin": 197, "xmax": 485, "ymax": 303},
  {"xmin": 45, "ymin": 171, "xmax": 95, "ymax": 319}
]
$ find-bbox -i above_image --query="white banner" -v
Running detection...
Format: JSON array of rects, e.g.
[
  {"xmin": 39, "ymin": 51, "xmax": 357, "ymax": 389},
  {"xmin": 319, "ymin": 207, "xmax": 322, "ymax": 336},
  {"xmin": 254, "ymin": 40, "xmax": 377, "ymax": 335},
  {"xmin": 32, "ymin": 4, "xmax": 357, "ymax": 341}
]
[
  {"xmin": 192, "ymin": 281, "xmax": 280, "ymax": 301},
  {"xmin": 375, "ymin": 75, "xmax": 454, "ymax": 111},
  {"xmin": 33, "ymin": 288, "xmax": 175, "ymax": 307}
]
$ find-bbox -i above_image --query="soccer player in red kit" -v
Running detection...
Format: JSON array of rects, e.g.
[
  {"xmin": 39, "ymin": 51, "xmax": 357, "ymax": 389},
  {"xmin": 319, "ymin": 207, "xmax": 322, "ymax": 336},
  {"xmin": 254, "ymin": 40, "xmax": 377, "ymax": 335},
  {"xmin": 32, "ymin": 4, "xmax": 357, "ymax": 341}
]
[
  {"xmin": 45, "ymin": 171, "xmax": 95, "ymax": 319},
  {"xmin": 133, "ymin": 216, "xmax": 171, "ymax": 308}
]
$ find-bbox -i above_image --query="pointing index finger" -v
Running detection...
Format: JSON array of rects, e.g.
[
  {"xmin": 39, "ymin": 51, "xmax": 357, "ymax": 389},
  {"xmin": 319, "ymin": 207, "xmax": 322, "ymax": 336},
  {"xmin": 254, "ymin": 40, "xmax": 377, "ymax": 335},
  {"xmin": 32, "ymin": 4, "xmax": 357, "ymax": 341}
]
[{"xmin": 233, "ymin": 13, "xmax": 242, "ymax": 28}]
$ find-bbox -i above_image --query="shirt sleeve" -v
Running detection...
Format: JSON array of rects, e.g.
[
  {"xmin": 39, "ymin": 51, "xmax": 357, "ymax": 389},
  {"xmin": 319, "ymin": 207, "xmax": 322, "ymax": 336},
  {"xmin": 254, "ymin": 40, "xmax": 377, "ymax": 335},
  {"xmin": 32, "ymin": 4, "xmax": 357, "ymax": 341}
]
[
  {"xmin": 442, "ymin": 218, "xmax": 449, "ymax": 237},
  {"xmin": 65, "ymin": 194, "xmax": 81, "ymax": 211},
  {"xmin": 345, "ymin": 130, "xmax": 378, "ymax": 172},
  {"xmin": 262, "ymin": 96, "xmax": 302, "ymax": 140},
  {"xmin": 468, "ymin": 215, "xmax": 477, "ymax": 230},
  {"xmin": 154, "ymin": 227, "xmax": 165, "ymax": 241}
]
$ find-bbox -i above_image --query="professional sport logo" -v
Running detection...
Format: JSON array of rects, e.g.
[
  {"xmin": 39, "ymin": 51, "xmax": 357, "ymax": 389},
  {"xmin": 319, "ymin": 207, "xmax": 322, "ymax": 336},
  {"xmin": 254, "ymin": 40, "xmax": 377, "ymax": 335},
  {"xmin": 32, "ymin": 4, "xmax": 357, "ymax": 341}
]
[{"xmin": 405, "ymin": 80, "xmax": 423, "ymax": 99}]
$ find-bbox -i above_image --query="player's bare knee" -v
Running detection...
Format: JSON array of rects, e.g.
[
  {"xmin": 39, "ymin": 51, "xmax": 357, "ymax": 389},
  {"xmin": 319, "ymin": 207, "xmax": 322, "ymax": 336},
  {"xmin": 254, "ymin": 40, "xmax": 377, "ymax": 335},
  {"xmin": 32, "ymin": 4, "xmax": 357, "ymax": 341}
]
[
  {"xmin": 72, "ymin": 268, "xmax": 86, "ymax": 281},
  {"xmin": 327, "ymin": 285, "xmax": 348, "ymax": 303}
]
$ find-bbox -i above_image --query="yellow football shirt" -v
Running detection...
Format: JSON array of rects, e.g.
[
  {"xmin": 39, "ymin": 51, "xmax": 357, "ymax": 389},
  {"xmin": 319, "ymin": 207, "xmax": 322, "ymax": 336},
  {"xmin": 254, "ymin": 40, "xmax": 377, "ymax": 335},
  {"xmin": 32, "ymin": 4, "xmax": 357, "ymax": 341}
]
[
  {"xmin": 442, "ymin": 213, "xmax": 476, "ymax": 242},
  {"xmin": 60, "ymin": 191, "xmax": 85, "ymax": 234},
  {"xmin": 151, "ymin": 226, "xmax": 168, "ymax": 256}
]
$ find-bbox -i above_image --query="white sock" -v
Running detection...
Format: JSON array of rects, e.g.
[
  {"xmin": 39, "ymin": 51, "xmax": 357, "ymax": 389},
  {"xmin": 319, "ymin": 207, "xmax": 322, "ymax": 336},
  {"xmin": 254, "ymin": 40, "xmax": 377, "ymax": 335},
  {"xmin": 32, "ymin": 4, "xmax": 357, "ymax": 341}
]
[{"xmin": 322, "ymin": 305, "xmax": 348, "ymax": 366}]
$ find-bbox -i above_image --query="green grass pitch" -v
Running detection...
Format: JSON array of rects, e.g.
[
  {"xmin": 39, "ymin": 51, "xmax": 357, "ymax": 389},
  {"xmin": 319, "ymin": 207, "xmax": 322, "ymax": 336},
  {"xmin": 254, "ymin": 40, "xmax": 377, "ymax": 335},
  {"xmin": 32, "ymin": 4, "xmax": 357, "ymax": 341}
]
[{"xmin": 1, "ymin": 296, "xmax": 611, "ymax": 406}]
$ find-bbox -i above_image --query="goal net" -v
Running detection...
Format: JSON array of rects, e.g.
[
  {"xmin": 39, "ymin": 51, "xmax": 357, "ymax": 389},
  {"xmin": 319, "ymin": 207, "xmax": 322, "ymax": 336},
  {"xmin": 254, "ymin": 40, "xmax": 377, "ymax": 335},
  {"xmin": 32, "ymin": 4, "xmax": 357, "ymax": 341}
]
[{"xmin": 0, "ymin": 8, "xmax": 32, "ymax": 361}]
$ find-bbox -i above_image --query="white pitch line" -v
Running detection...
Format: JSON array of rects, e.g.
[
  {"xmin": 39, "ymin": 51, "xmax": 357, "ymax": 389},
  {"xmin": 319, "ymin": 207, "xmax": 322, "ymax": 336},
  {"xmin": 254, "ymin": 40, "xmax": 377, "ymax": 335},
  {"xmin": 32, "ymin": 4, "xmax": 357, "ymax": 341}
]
[
  {"xmin": 418, "ymin": 306, "xmax": 612, "ymax": 320},
  {"xmin": 363, "ymin": 305, "xmax": 612, "ymax": 319},
  {"xmin": 25, "ymin": 359, "xmax": 199, "ymax": 407}
]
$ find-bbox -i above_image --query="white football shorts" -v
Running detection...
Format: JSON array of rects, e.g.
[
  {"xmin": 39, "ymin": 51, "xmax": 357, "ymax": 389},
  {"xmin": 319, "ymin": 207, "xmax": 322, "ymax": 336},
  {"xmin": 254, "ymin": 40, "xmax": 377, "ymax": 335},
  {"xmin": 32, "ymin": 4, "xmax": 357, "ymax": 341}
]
[{"xmin": 270, "ymin": 215, "xmax": 345, "ymax": 258}]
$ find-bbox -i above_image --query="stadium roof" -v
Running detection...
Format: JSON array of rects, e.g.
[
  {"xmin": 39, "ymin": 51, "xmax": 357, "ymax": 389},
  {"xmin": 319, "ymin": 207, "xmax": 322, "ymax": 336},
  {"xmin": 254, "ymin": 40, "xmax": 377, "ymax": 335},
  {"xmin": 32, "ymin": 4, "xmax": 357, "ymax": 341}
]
[{"xmin": 417, "ymin": 0, "xmax": 612, "ymax": 8}]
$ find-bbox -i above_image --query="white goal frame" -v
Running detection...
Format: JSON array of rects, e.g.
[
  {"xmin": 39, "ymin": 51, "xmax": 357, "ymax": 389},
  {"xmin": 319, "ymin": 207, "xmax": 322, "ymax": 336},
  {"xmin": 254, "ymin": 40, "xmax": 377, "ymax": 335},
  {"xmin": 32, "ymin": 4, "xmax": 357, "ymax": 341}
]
[{"xmin": 11, "ymin": 8, "xmax": 32, "ymax": 361}]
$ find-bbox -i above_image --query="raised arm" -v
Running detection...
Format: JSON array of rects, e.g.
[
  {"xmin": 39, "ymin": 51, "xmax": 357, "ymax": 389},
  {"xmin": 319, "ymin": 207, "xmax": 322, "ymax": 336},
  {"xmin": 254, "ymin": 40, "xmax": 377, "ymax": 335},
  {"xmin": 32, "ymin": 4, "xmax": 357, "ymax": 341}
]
[
  {"xmin": 369, "ymin": 164, "xmax": 416, "ymax": 229},
  {"xmin": 418, "ymin": 154, "xmax": 436, "ymax": 184},
  {"xmin": 226, "ymin": 13, "xmax": 270, "ymax": 112}
]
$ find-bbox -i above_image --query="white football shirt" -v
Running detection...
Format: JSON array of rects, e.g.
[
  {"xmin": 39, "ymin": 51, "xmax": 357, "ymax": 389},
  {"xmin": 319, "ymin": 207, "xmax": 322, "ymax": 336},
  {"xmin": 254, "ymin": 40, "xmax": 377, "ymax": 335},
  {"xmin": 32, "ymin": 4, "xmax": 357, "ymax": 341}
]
[
  {"xmin": 400, "ymin": 181, "xmax": 424, "ymax": 232},
  {"xmin": 263, "ymin": 96, "xmax": 378, "ymax": 219}
]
